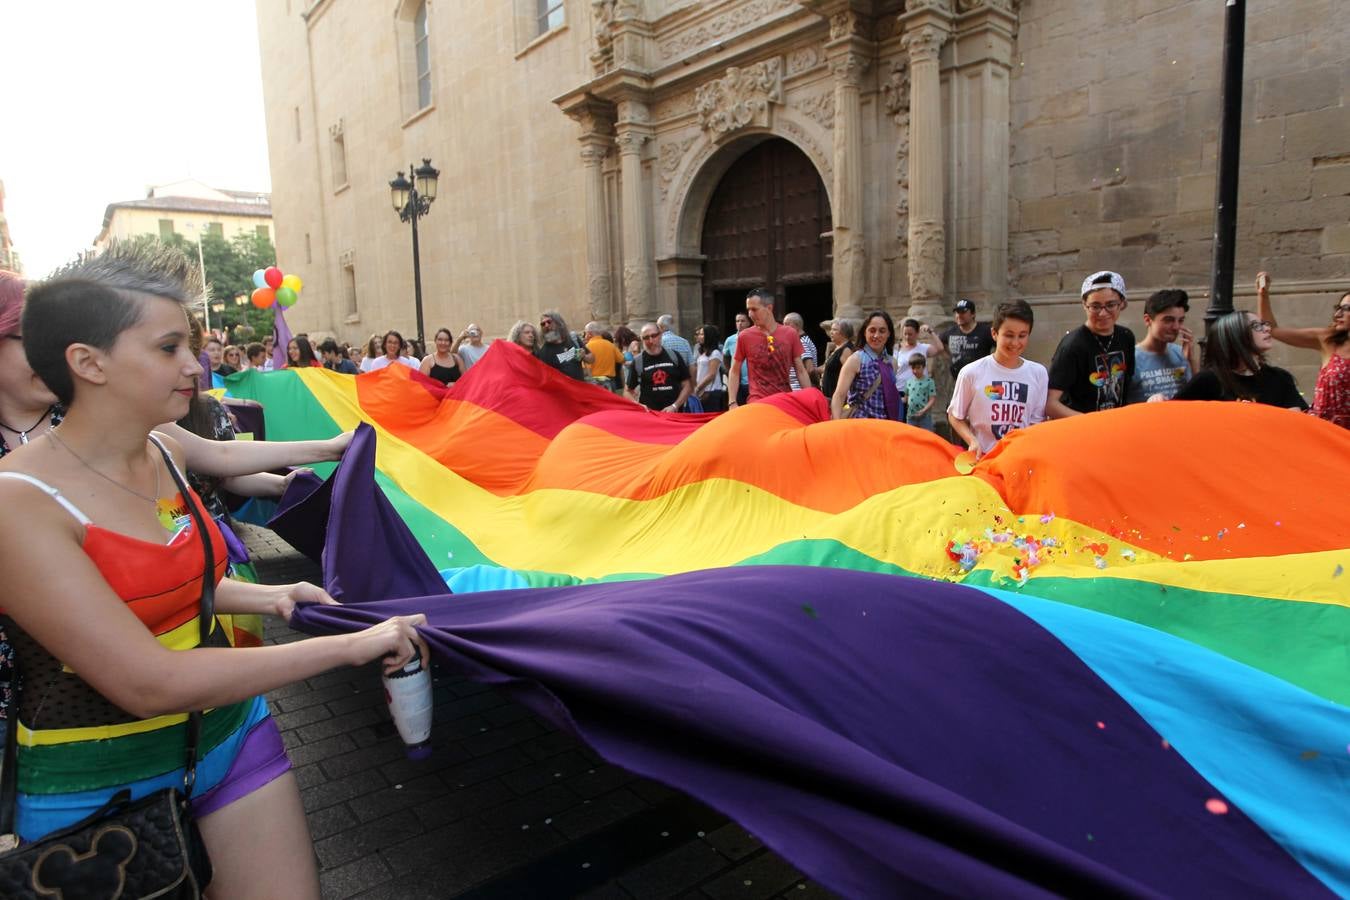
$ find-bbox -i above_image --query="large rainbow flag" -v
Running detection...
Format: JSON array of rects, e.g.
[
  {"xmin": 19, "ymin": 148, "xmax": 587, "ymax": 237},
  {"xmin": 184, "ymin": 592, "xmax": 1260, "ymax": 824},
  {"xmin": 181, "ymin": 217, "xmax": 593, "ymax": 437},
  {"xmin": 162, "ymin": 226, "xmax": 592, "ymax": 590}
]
[{"xmin": 227, "ymin": 346, "xmax": 1350, "ymax": 897}]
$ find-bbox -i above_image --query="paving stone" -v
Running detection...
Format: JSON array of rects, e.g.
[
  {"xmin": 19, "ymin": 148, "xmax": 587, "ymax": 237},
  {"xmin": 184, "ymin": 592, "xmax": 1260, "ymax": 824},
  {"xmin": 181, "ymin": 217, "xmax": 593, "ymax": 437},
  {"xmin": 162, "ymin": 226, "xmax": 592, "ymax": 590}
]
[
  {"xmin": 318, "ymin": 853, "xmax": 394, "ymax": 900},
  {"xmin": 301, "ymin": 767, "xmax": 389, "ymax": 814},
  {"xmin": 703, "ymin": 823, "xmax": 762, "ymax": 862},
  {"xmin": 272, "ymin": 701, "xmax": 334, "ymax": 732},
  {"xmin": 307, "ymin": 803, "xmax": 359, "ymax": 841},
  {"xmin": 700, "ymin": 850, "xmax": 803, "ymax": 900},
  {"xmin": 320, "ymin": 738, "xmax": 408, "ymax": 781},
  {"xmin": 349, "ymin": 772, "xmax": 453, "ymax": 824},
  {"xmin": 275, "ymin": 681, "xmax": 367, "ymax": 713},
  {"xmin": 501, "ymin": 749, "xmax": 596, "ymax": 796},
  {"xmin": 292, "ymin": 762, "xmax": 328, "ymax": 791},
  {"xmin": 480, "ymin": 782, "xmax": 582, "ymax": 829},
  {"xmin": 617, "ymin": 841, "xmax": 731, "ymax": 900},
  {"xmin": 482, "ymin": 701, "xmax": 536, "ymax": 728},
  {"xmin": 287, "ymin": 733, "xmax": 357, "ymax": 767},
  {"xmin": 295, "ymin": 706, "xmax": 384, "ymax": 744},
  {"xmin": 415, "ymin": 778, "xmax": 518, "ymax": 830},
  {"xmin": 552, "ymin": 787, "xmax": 652, "ymax": 840},
  {"xmin": 461, "ymin": 718, "xmax": 546, "ymax": 757},
  {"xmin": 774, "ymin": 881, "xmax": 839, "ymax": 899},
  {"xmin": 518, "ymin": 728, "xmax": 584, "ymax": 761},
  {"xmin": 316, "ymin": 808, "xmax": 428, "ymax": 869},
  {"xmin": 568, "ymin": 764, "xmax": 639, "ymax": 800}
]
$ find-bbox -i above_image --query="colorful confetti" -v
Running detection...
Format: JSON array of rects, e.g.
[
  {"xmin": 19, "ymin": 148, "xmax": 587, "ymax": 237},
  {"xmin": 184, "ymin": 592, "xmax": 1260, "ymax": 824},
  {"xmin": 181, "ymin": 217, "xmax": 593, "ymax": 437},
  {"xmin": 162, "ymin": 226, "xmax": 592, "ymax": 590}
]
[{"xmin": 1205, "ymin": 798, "xmax": 1230, "ymax": 816}]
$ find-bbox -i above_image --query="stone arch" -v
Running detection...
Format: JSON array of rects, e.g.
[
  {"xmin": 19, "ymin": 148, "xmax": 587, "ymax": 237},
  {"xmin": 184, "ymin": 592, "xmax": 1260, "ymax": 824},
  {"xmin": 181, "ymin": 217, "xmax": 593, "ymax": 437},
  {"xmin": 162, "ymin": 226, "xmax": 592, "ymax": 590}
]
[{"xmin": 664, "ymin": 113, "xmax": 834, "ymax": 260}]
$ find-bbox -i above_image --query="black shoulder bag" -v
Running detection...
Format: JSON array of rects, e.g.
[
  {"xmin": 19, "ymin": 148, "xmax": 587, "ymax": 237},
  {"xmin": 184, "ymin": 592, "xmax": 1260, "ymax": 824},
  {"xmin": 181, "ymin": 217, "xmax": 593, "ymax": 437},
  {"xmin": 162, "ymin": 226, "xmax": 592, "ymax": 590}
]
[{"xmin": 0, "ymin": 438, "xmax": 214, "ymax": 897}]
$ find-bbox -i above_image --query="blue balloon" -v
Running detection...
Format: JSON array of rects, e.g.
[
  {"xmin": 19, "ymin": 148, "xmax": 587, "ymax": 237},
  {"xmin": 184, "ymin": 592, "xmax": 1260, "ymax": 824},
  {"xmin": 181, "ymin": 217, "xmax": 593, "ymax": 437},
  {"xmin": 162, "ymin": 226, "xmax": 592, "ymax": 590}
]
[{"xmin": 252, "ymin": 269, "xmax": 267, "ymax": 290}]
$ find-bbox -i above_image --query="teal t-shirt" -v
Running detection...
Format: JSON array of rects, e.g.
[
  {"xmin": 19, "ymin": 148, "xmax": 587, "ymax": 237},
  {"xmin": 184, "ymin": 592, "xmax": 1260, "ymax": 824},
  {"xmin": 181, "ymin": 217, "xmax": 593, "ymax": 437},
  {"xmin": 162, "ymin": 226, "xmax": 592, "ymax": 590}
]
[{"xmin": 905, "ymin": 376, "xmax": 937, "ymax": 420}]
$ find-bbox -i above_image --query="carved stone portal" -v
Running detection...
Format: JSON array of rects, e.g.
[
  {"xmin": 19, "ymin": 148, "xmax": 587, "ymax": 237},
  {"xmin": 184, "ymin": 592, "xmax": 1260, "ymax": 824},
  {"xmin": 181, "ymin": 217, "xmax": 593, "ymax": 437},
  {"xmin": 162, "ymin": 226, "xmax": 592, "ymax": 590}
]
[{"xmin": 695, "ymin": 59, "xmax": 783, "ymax": 141}]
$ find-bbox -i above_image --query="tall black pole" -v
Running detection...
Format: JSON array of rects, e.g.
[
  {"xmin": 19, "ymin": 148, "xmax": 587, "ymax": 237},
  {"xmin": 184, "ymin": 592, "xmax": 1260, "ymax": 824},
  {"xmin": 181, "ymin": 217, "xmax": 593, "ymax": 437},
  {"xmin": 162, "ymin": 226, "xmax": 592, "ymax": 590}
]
[
  {"xmin": 1205, "ymin": 0, "xmax": 1246, "ymax": 332},
  {"xmin": 408, "ymin": 162, "xmax": 426, "ymax": 352}
]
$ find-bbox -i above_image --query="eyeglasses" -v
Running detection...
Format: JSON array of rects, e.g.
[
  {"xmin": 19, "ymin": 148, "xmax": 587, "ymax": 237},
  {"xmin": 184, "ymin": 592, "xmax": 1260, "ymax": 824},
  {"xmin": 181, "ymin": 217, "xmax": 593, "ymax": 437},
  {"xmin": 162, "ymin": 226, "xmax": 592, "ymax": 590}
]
[
  {"xmin": 1085, "ymin": 301, "xmax": 1124, "ymax": 314},
  {"xmin": 641, "ymin": 333, "xmax": 661, "ymax": 341},
  {"xmin": 1333, "ymin": 305, "xmax": 1350, "ymax": 316},
  {"xmin": 1249, "ymin": 319, "xmax": 1273, "ymax": 332}
]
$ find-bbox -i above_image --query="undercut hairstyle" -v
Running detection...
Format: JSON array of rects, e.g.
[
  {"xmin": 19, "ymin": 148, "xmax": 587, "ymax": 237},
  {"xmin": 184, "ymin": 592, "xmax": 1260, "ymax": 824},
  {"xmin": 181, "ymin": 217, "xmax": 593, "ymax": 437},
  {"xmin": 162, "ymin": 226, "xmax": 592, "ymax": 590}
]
[
  {"xmin": 745, "ymin": 287, "xmax": 774, "ymax": 306},
  {"xmin": 1204, "ymin": 311, "xmax": 1266, "ymax": 401},
  {"xmin": 0, "ymin": 270, "xmax": 25, "ymax": 338},
  {"xmin": 861, "ymin": 309, "xmax": 895, "ymax": 355},
  {"xmin": 23, "ymin": 240, "xmax": 199, "ymax": 405},
  {"xmin": 992, "ymin": 300, "xmax": 1035, "ymax": 331},
  {"xmin": 1145, "ymin": 289, "xmax": 1190, "ymax": 318}
]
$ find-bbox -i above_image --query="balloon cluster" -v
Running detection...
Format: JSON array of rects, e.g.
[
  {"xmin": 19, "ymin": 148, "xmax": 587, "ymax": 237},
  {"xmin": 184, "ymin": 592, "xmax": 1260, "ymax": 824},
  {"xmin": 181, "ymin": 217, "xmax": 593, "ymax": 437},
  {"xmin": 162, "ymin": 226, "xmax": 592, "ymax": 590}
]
[{"xmin": 250, "ymin": 266, "xmax": 304, "ymax": 309}]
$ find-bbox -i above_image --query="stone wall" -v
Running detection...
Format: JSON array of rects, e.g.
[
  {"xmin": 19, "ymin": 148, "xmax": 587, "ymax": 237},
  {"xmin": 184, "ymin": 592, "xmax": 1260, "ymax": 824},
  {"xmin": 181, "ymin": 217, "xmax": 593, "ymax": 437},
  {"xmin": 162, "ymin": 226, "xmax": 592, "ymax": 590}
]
[
  {"xmin": 256, "ymin": 0, "xmax": 594, "ymax": 344},
  {"xmin": 1008, "ymin": 0, "xmax": 1347, "ymax": 296}
]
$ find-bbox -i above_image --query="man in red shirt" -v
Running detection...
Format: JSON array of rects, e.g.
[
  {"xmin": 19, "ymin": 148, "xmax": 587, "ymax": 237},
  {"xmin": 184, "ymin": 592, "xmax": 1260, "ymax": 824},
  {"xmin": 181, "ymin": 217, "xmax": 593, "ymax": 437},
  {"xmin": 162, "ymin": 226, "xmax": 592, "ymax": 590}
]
[{"xmin": 728, "ymin": 288, "xmax": 811, "ymax": 407}]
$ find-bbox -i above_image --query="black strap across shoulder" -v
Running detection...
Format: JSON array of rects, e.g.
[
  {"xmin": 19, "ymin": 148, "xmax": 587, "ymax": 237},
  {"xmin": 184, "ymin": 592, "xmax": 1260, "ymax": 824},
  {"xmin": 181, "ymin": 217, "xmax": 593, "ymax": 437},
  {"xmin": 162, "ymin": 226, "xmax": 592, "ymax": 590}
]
[{"xmin": 0, "ymin": 436, "xmax": 215, "ymax": 836}]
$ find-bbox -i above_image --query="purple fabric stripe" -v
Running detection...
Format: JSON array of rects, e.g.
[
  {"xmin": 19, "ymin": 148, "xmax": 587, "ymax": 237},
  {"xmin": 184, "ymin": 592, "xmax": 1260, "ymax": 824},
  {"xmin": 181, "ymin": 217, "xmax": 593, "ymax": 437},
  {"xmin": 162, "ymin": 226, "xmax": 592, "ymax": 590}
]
[
  {"xmin": 190, "ymin": 715, "xmax": 290, "ymax": 819},
  {"xmin": 292, "ymin": 567, "xmax": 1329, "ymax": 898}
]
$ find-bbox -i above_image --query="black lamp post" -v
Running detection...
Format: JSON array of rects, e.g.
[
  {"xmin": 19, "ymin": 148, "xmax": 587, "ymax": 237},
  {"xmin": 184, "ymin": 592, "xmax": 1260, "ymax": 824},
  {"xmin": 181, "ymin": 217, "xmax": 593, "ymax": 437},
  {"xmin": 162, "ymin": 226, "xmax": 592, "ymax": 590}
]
[{"xmin": 389, "ymin": 158, "xmax": 440, "ymax": 350}]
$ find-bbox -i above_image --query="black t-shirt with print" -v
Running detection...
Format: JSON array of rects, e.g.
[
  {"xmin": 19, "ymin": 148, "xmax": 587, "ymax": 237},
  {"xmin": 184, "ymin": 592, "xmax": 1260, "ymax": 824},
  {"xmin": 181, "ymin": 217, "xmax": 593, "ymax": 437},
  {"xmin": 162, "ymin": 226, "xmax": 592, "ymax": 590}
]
[
  {"xmin": 1174, "ymin": 366, "xmax": 1308, "ymax": 409},
  {"xmin": 626, "ymin": 348, "xmax": 690, "ymax": 410},
  {"xmin": 940, "ymin": 323, "xmax": 996, "ymax": 379},
  {"xmin": 536, "ymin": 339, "xmax": 585, "ymax": 380},
  {"xmin": 1047, "ymin": 325, "xmax": 1137, "ymax": 413}
]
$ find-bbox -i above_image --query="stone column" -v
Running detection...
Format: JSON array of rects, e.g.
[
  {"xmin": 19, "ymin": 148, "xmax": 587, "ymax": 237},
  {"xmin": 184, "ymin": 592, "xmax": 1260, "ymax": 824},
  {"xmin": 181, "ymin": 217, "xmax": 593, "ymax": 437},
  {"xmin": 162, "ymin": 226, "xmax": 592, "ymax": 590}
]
[
  {"xmin": 580, "ymin": 141, "xmax": 615, "ymax": 322},
  {"xmin": 615, "ymin": 98, "xmax": 656, "ymax": 325},
  {"xmin": 901, "ymin": 15, "xmax": 951, "ymax": 321},
  {"xmin": 825, "ymin": 11, "xmax": 871, "ymax": 321},
  {"xmin": 561, "ymin": 96, "xmax": 618, "ymax": 323}
]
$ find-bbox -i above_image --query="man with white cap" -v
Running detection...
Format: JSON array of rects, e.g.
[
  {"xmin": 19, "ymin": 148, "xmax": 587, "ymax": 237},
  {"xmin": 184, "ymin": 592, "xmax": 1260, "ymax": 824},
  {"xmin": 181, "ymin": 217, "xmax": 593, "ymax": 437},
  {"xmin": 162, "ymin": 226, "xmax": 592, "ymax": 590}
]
[{"xmin": 1046, "ymin": 271, "xmax": 1137, "ymax": 417}]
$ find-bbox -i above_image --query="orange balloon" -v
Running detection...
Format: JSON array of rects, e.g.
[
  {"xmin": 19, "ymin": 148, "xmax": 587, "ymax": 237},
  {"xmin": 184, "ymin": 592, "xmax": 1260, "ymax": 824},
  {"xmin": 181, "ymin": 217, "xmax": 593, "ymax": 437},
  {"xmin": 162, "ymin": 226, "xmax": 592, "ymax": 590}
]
[{"xmin": 251, "ymin": 287, "xmax": 276, "ymax": 308}]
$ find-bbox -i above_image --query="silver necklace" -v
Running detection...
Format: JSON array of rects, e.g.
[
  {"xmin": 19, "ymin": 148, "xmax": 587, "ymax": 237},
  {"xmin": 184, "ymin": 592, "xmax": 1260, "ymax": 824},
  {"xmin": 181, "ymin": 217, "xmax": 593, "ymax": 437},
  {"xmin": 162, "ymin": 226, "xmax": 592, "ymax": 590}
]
[
  {"xmin": 1092, "ymin": 329, "xmax": 1116, "ymax": 356},
  {"xmin": 48, "ymin": 431, "xmax": 161, "ymax": 505}
]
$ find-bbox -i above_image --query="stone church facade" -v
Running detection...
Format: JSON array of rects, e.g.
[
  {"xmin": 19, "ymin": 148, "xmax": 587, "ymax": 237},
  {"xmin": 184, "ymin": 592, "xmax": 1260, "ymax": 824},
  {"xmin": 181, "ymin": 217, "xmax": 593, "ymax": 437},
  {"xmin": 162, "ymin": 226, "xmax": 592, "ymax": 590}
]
[{"xmin": 257, "ymin": 0, "xmax": 1347, "ymax": 377}]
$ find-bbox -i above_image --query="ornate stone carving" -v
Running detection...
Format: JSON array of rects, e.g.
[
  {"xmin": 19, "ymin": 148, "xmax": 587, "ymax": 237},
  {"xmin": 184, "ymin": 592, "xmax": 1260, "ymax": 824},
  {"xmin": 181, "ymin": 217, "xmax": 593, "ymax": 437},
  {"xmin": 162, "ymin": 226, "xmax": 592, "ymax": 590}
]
[
  {"xmin": 905, "ymin": 0, "xmax": 953, "ymax": 12},
  {"xmin": 775, "ymin": 117, "xmax": 832, "ymax": 182},
  {"xmin": 328, "ymin": 118, "xmax": 344, "ymax": 139},
  {"xmin": 956, "ymin": 0, "xmax": 1013, "ymax": 11},
  {"xmin": 829, "ymin": 10, "xmax": 866, "ymax": 40},
  {"xmin": 652, "ymin": 92, "xmax": 695, "ymax": 121},
  {"xmin": 658, "ymin": 136, "xmax": 698, "ymax": 200},
  {"xmin": 695, "ymin": 59, "xmax": 783, "ymax": 140},
  {"xmin": 901, "ymin": 23, "xmax": 946, "ymax": 63},
  {"xmin": 580, "ymin": 143, "xmax": 610, "ymax": 166},
  {"xmin": 786, "ymin": 45, "xmax": 820, "ymax": 76},
  {"xmin": 615, "ymin": 130, "xmax": 650, "ymax": 155},
  {"xmin": 796, "ymin": 90, "xmax": 835, "ymax": 130},
  {"xmin": 623, "ymin": 264, "xmax": 651, "ymax": 315},
  {"xmin": 658, "ymin": 0, "xmax": 794, "ymax": 60},
  {"xmin": 589, "ymin": 272, "xmax": 613, "ymax": 320},
  {"xmin": 829, "ymin": 51, "xmax": 870, "ymax": 85},
  {"xmin": 907, "ymin": 218, "xmax": 945, "ymax": 305},
  {"xmin": 882, "ymin": 60, "xmax": 911, "ymax": 256}
]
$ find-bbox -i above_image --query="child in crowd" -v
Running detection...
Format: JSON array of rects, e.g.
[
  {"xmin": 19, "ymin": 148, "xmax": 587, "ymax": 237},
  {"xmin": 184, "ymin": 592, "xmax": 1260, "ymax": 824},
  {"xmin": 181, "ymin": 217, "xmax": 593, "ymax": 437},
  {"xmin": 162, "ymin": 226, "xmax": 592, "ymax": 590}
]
[
  {"xmin": 947, "ymin": 300, "xmax": 1047, "ymax": 458},
  {"xmin": 903, "ymin": 354, "xmax": 937, "ymax": 432},
  {"xmin": 1128, "ymin": 289, "xmax": 1197, "ymax": 403}
]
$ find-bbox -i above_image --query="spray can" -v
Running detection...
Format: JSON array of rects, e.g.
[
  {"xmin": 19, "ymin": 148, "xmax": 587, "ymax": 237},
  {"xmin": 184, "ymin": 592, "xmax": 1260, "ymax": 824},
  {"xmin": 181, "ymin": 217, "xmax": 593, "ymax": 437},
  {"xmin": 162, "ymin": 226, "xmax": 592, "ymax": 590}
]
[{"xmin": 382, "ymin": 648, "xmax": 433, "ymax": 760}]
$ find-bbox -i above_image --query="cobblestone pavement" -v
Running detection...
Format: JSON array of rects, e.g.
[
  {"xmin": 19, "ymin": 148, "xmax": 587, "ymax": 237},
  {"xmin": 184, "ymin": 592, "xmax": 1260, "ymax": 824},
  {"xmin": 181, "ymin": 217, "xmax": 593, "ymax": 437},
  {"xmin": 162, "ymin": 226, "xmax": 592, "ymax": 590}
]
[{"xmin": 242, "ymin": 523, "xmax": 839, "ymax": 900}]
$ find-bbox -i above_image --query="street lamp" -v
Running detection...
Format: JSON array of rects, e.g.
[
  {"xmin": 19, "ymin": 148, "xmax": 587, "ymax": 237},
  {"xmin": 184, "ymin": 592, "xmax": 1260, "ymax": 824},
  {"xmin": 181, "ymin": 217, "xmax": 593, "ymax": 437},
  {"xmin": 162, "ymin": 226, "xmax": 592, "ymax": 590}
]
[{"xmin": 389, "ymin": 158, "xmax": 440, "ymax": 350}]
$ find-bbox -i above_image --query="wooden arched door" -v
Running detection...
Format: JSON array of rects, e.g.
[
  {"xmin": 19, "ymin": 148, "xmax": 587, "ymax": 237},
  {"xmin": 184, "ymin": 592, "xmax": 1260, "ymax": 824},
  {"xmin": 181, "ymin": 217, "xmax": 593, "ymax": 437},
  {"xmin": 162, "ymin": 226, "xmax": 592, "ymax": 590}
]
[{"xmin": 700, "ymin": 138, "xmax": 832, "ymax": 352}]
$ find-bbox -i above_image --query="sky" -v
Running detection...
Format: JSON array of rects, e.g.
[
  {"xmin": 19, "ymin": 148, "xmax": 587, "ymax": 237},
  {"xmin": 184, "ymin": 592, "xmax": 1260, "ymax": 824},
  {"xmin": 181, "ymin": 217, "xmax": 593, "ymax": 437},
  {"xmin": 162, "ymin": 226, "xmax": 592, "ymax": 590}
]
[{"xmin": 0, "ymin": 2, "xmax": 273, "ymax": 278}]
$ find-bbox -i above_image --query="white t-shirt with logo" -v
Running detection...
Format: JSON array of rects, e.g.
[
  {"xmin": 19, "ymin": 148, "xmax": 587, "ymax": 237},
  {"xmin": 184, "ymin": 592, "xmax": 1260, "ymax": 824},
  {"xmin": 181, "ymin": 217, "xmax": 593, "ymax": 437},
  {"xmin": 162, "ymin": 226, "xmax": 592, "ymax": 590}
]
[{"xmin": 947, "ymin": 355, "xmax": 1049, "ymax": 453}]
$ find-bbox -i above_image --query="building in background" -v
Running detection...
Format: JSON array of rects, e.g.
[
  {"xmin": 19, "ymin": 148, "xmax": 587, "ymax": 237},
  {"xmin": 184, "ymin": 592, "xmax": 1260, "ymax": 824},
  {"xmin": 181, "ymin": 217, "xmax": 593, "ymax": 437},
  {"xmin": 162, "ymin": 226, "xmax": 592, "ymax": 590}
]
[
  {"xmin": 0, "ymin": 180, "xmax": 19, "ymax": 273},
  {"xmin": 256, "ymin": 0, "xmax": 1349, "ymax": 390},
  {"xmin": 94, "ymin": 179, "xmax": 272, "ymax": 251}
]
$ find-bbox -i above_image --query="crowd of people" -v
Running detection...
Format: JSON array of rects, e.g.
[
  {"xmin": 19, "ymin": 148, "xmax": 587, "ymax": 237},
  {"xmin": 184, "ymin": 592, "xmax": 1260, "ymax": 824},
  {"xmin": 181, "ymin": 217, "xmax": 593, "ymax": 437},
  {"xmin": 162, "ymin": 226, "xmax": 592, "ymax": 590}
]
[
  {"xmin": 210, "ymin": 271, "xmax": 1348, "ymax": 454},
  {"xmin": 0, "ymin": 244, "xmax": 1344, "ymax": 893}
]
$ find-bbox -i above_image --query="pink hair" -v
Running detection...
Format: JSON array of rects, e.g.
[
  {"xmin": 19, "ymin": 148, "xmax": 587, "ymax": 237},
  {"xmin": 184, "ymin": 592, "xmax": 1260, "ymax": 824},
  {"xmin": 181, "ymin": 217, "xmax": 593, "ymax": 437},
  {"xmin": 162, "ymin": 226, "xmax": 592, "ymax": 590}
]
[{"xmin": 0, "ymin": 270, "xmax": 23, "ymax": 338}]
